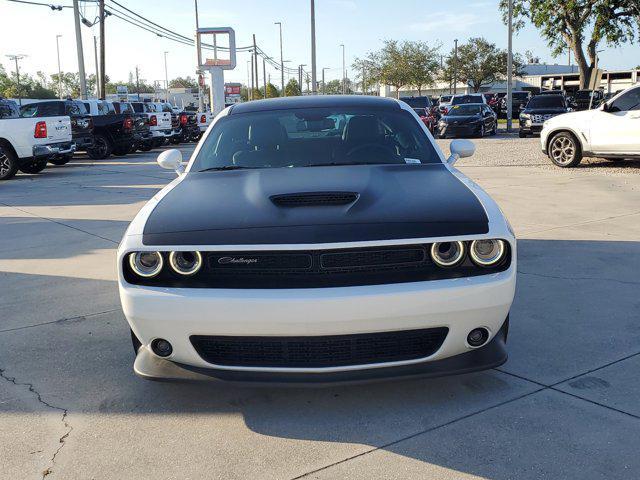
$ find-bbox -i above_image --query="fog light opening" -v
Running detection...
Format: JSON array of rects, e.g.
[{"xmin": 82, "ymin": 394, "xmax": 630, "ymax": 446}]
[
  {"xmin": 151, "ymin": 338, "xmax": 173, "ymax": 357},
  {"xmin": 467, "ymin": 328, "xmax": 490, "ymax": 348}
]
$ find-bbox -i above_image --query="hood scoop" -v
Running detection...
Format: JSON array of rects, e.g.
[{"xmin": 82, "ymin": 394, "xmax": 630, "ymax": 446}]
[{"xmin": 270, "ymin": 191, "xmax": 359, "ymax": 207}]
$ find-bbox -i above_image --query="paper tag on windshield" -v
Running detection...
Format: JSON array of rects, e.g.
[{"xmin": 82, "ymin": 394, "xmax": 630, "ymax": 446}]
[{"xmin": 405, "ymin": 158, "xmax": 421, "ymax": 164}]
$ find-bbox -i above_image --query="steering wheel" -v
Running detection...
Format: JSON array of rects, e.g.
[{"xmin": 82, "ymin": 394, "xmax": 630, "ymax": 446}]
[{"xmin": 346, "ymin": 143, "xmax": 396, "ymax": 159}]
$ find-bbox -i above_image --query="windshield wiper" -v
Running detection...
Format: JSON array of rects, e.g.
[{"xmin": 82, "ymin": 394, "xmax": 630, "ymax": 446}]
[
  {"xmin": 198, "ymin": 165, "xmax": 254, "ymax": 172},
  {"xmin": 303, "ymin": 161, "xmax": 386, "ymax": 167}
]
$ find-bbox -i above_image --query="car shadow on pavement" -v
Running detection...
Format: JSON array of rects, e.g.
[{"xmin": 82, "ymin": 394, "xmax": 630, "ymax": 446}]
[{"xmin": 2, "ymin": 239, "xmax": 640, "ymax": 479}]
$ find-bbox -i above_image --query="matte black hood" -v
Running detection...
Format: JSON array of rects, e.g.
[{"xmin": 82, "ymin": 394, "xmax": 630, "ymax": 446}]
[{"xmin": 142, "ymin": 164, "xmax": 489, "ymax": 245}]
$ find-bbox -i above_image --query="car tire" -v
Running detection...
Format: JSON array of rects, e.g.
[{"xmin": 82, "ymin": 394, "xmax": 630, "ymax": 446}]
[
  {"xmin": 476, "ymin": 125, "xmax": 485, "ymax": 138},
  {"xmin": 87, "ymin": 134, "xmax": 112, "ymax": 160},
  {"xmin": 491, "ymin": 123, "xmax": 497, "ymax": 136},
  {"xmin": 518, "ymin": 131, "xmax": 527, "ymax": 138},
  {"xmin": 170, "ymin": 137, "xmax": 181, "ymax": 145},
  {"xmin": 604, "ymin": 157, "xmax": 624, "ymax": 162},
  {"xmin": 0, "ymin": 145, "xmax": 19, "ymax": 181},
  {"xmin": 19, "ymin": 159, "xmax": 48, "ymax": 174},
  {"xmin": 140, "ymin": 143, "xmax": 154, "ymax": 152},
  {"xmin": 131, "ymin": 329, "xmax": 142, "ymax": 354},
  {"xmin": 548, "ymin": 132, "xmax": 582, "ymax": 167},
  {"xmin": 49, "ymin": 154, "xmax": 73, "ymax": 166}
]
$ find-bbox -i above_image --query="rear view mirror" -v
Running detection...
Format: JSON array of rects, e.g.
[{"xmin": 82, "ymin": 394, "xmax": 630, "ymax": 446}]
[
  {"xmin": 157, "ymin": 149, "xmax": 184, "ymax": 175},
  {"xmin": 447, "ymin": 139, "xmax": 475, "ymax": 166}
]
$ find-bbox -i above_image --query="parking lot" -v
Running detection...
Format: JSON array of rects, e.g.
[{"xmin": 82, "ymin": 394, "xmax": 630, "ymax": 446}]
[{"xmin": 2, "ymin": 135, "xmax": 640, "ymax": 479}]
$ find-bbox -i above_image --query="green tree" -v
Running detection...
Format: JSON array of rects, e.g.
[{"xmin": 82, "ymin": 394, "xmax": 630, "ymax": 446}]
[
  {"xmin": 441, "ymin": 37, "xmax": 523, "ymax": 92},
  {"xmin": 352, "ymin": 57, "xmax": 380, "ymax": 95},
  {"xmin": 285, "ymin": 78, "xmax": 301, "ymax": 96},
  {"xmin": 405, "ymin": 41, "xmax": 441, "ymax": 95},
  {"xmin": 500, "ymin": 0, "xmax": 640, "ymax": 89},
  {"xmin": 169, "ymin": 76, "xmax": 198, "ymax": 89},
  {"xmin": 322, "ymin": 79, "xmax": 343, "ymax": 95},
  {"xmin": 0, "ymin": 68, "xmax": 56, "ymax": 99},
  {"xmin": 265, "ymin": 82, "xmax": 280, "ymax": 98}
]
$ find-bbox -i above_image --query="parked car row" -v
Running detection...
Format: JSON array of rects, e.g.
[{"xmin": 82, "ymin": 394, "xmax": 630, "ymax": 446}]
[{"xmin": 0, "ymin": 97, "xmax": 213, "ymax": 181}]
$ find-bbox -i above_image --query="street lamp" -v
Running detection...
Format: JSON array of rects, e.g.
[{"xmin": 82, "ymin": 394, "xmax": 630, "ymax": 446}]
[
  {"xmin": 298, "ymin": 64, "xmax": 307, "ymax": 95},
  {"xmin": 164, "ymin": 51, "xmax": 169, "ymax": 102},
  {"xmin": 5, "ymin": 54, "xmax": 27, "ymax": 106},
  {"xmin": 506, "ymin": 0, "xmax": 513, "ymax": 132},
  {"xmin": 274, "ymin": 22, "xmax": 285, "ymax": 96},
  {"xmin": 56, "ymin": 35, "xmax": 63, "ymax": 99},
  {"xmin": 310, "ymin": 0, "xmax": 317, "ymax": 94},
  {"xmin": 453, "ymin": 39, "xmax": 458, "ymax": 95},
  {"xmin": 340, "ymin": 44, "xmax": 346, "ymax": 94}
]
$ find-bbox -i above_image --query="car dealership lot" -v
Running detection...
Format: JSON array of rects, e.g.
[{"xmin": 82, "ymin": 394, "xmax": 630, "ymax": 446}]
[{"xmin": 2, "ymin": 137, "xmax": 640, "ymax": 479}]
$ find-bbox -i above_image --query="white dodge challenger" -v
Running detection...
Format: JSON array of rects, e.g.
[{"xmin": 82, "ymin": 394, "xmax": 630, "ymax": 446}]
[{"xmin": 117, "ymin": 95, "xmax": 516, "ymax": 383}]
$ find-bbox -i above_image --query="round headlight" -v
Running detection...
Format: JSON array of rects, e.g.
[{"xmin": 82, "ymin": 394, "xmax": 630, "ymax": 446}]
[
  {"xmin": 430, "ymin": 241, "xmax": 465, "ymax": 267},
  {"xmin": 470, "ymin": 239, "xmax": 506, "ymax": 267},
  {"xmin": 169, "ymin": 251, "xmax": 202, "ymax": 275},
  {"xmin": 129, "ymin": 251, "xmax": 163, "ymax": 277}
]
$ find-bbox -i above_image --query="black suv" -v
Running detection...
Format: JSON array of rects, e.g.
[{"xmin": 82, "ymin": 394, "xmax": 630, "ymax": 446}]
[
  {"xmin": 20, "ymin": 100, "xmax": 94, "ymax": 165},
  {"xmin": 572, "ymin": 89, "xmax": 604, "ymax": 110},
  {"xmin": 519, "ymin": 94, "xmax": 570, "ymax": 137},
  {"xmin": 500, "ymin": 91, "xmax": 531, "ymax": 118}
]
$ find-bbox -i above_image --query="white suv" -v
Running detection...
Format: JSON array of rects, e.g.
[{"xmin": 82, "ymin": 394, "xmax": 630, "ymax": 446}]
[{"xmin": 541, "ymin": 84, "xmax": 640, "ymax": 167}]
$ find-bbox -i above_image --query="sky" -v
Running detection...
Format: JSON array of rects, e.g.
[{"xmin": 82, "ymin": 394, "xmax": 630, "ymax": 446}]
[{"xmin": 1, "ymin": 0, "xmax": 639, "ymax": 91}]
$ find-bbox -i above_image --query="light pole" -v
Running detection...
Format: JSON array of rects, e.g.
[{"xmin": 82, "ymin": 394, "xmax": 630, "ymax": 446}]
[
  {"xmin": 340, "ymin": 44, "xmax": 346, "ymax": 94},
  {"xmin": 194, "ymin": 0, "xmax": 205, "ymax": 112},
  {"xmin": 163, "ymin": 51, "xmax": 169, "ymax": 102},
  {"xmin": 322, "ymin": 67, "xmax": 330, "ymax": 95},
  {"xmin": 506, "ymin": 0, "xmax": 513, "ymax": 132},
  {"xmin": 72, "ymin": 0, "xmax": 88, "ymax": 99},
  {"xmin": 310, "ymin": 0, "xmax": 317, "ymax": 94},
  {"xmin": 275, "ymin": 22, "xmax": 285, "ymax": 96},
  {"xmin": 56, "ymin": 35, "xmax": 63, "ymax": 99},
  {"xmin": 5, "ymin": 55, "xmax": 27, "ymax": 106},
  {"xmin": 298, "ymin": 64, "xmax": 306, "ymax": 95},
  {"xmin": 453, "ymin": 39, "xmax": 458, "ymax": 95}
]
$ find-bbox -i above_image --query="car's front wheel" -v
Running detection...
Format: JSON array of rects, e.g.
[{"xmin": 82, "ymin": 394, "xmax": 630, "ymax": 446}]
[
  {"xmin": 548, "ymin": 132, "xmax": 582, "ymax": 167},
  {"xmin": 0, "ymin": 145, "xmax": 19, "ymax": 180},
  {"xmin": 19, "ymin": 159, "xmax": 48, "ymax": 174},
  {"xmin": 87, "ymin": 134, "xmax": 112, "ymax": 160}
]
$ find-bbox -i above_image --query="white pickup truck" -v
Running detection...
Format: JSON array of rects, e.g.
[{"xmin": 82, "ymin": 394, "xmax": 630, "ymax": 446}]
[
  {"xmin": 197, "ymin": 111, "xmax": 214, "ymax": 133},
  {"xmin": 541, "ymin": 84, "xmax": 640, "ymax": 167},
  {"xmin": 130, "ymin": 101, "xmax": 174, "ymax": 147},
  {"xmin": 0, "ymin": 98, "xmax": 74, "ymax": 180}
]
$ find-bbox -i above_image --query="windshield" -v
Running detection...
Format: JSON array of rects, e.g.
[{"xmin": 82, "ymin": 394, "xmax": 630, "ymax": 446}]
[
  {"xmin": 400, "ymin": 97, "xmax": 431, "ymax": 109},
  {"xmin": 440, "ymin": 95, "xmax": 452, "ymax": 102},
  {"xmin": 527, "ymin": 96, "xmax": 565, "ymax": 108},
  {"xmin": 447, "ymin": 105, "xmax": 482, "ymax": 116},
  {"xmin": 191, "ymin": 107, "xmax": 440, "ymax": 172},
  {"xmin": 575, "ymin": 91, "xmax": 594, "ymax": 99},
  {"xmin": 413, "ymin": 108, "xmax": 427, "ymax": 117},
  {"xmin": 452, "ymin": 95, "xmax": 483, "ymax": 105}
]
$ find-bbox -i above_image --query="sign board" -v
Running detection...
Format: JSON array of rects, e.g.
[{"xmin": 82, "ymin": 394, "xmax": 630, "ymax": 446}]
[
  {"xmin": 116, "ymin": 85, "xmax": 128, "ymax": 101},
  {"xmin": 196, "ymin": 27, "xmax": 236, "ymax": 72}
]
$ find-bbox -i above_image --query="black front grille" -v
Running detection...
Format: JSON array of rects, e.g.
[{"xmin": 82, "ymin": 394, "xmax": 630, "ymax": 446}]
[
  {"xmin": 271, "ymin": 192, "xmax": 358, "ymax": 207},
  {"xmin": 123, "ymin": 243, "xmax": 511, "ymax": 289},
  {"xmin": 190, "ymin": 328, "xmax": 449, "ymax": 368}
]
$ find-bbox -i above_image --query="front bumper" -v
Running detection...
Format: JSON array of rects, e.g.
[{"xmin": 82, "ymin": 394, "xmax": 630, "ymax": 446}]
[
  {"xmin": 120, "ymin": 265, "xmax": 516, "ymax": 380},
  {"xmin": 438, "ymin": 123, "xmax": 482, "ymax": 137},
  {"xmin": 519, "ymin": 123, "xmax": 544, "ymax": 136},
  {"xmin": 32, "ymin": 142, "xmax": 76, "ymax": 159}
]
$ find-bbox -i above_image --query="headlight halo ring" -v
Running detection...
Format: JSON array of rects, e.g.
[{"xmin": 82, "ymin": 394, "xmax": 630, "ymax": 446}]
[
  {"xmin": 469, "ymin": 239, "xmax": 506, "ymax": 267},
  {"xmin": 129, "ymin": 251, "xmax": 164, "ymax": 278},
  {"xmin": 169, "ymin": 251, "xmax": 203, "ymax": 276},
  {"xmin": 430, "ymin": 241, "xmax": 466, "ymax": 268}
]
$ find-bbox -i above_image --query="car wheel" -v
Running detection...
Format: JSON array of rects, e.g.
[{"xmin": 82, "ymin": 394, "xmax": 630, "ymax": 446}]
[
  {"xmin": 518, "ymin": 131, "xmax": 527, "ymax": 138},
  {"xmin": 170, "ymin": 137, "xmax": 181, "ymax": 145},
  {"xmin": 0, "ymin": 145, "xmax": 19, "ymax": 180},
  {"xmin": 548, "ymin": 132, "xmax": 582, "ymax": 167},
  {"xmin": 140, "ymin": 143, "xmax": 153, "ymax": 152},
  {"xmin": 604, "ymin": 157, "xmax": 624, "ymax": 162},
  {"xmin": 491, "ymin": 122, "xmax": 497, "ymax": 136},
  {"xmin": 49, "ymin": 154, "xmax": 73, "ymax": 166},
  {"xmin": 19, "ymin": 159, "xmax": 48, "ymax": 174},
  {"xmin": 131, "ymin": 329, "xmax": 142, "ymax": 354},
  {"xmin": 87, "ymin": 134, "xmax": 112, "ymax": 160},
  {"xmin": 477, "ymin": 125, "xmax": 485, "ymax": 138}
]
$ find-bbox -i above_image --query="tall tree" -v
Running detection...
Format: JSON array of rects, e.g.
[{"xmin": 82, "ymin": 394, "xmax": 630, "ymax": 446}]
[
  {"xmin": 169, "ymin": 76, "xmax": 198, "ymax": 89},
  {"xmin": 500, "ymin": 0, "xmax": 640, "ymax": 88},
  {"xmin": 441, "ymin": 37, "xmax": 523, "ymax": 92},
  {"xmin": 285, "ymin": 78, "xmax": 301, "ymax": 96},
  {"xmin": 405, "ymin": 41, "xmax": 441, "ymax": 96},
  {"xmin": 265, "ymin": 82, "xmax": 280, "ymax": 98}
]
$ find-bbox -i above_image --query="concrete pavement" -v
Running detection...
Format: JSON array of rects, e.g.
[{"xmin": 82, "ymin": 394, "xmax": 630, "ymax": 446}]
[{"xmin": 1, "ymin": 139, "xmax": 639, "ymax": 479}]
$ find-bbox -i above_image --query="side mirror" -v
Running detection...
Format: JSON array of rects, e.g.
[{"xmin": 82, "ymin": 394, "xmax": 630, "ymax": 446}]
[
  {"xmin": 447, "ymin": 139, "xmax": 475, "ymax": 166},
  {"xmin": 157, "ymin": 149, "xmax": 184, "ymax": 175}
]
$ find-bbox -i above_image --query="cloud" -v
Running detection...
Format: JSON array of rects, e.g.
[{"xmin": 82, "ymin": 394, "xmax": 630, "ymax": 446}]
[{"xmin": 409, "ymin": 12, "xmax": 487, "ymax": 33}]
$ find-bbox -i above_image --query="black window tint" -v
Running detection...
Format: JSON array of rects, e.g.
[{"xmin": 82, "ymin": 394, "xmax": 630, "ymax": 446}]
[
  {"xmin": 609, "ymin": 88, "xmax": 640, "ymax": 112},
  {"xmin": 20, "ymin": 104, "xmax": 38, "ymax": 117},
  {"xmin": 84, "ymin": 102, "xmax": 91, "ymax": 112},
  {"xmin": 131, "ymin": 103, "xmax": 144, "ymax": 113},
  {"xmin": 0, "ymin": 101, "xmax": 19, "ymax": 118}
]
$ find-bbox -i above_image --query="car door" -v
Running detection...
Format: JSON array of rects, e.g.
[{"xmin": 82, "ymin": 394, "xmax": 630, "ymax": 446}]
[{"xmin": 589, "ymin": 86, "xmax": 640, "ymax": 154}]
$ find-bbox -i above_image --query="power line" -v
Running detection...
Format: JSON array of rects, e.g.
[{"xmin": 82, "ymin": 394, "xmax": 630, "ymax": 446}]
[{"xmin": 5, "ymin": 0, "xmax": 70, "ymax": 9}]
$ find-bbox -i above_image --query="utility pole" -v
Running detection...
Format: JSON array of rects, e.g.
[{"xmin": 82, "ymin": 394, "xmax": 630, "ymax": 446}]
[
  {"xmin": 252, "ymin": 35, "xmax": 259, "ymax": 96},
  {"xmin": 506, "ymin": 0, "xmax": 513, "ymax": 132},
  {"xmin": 56, "ymin": 35, "xmax": 63, "ymax": 99},
  {"xmin": 247, "ymin": 59, "xmax": 252, "ymax": 100},
  {"xmin": 93, "ymin": 36, "xmax": 100, "ymax": 98},
  {"xmin": 194, "ymin": 0, "xmax": 204, "ymax": 112},
  {"xmin": 340, "ymin": 44, "xmax": 346, "ymax": 94},
  {"xmin": 72, "ymin": 0, "xmax": 88, "ymax": 99},
  {"xmin": 164, "ymin": 51, "xmax": 169, "ymax": 102},
  {"xmin": 99, "ymin": 0, "xmax": 105, "ymax": 99},
  {"xmin": 453, "ymin": 39, "xmax": 458, "ymax": 95},
  {"xmin": 275, "ymin": 22, "xmax": 285, "ymax": 96},
  {"xmin": 322, "ymin": 67, "xmax": 329, "ymax": 95},
  {"xmin": 310, "ymin": 0, "xmax": 317, "ymax": 94},
  {"xmin": 5, "ymin": 55, "xmax": 26, "ymax": 106},
  {"xmin": 298, "ymin": 64, "xmax": 306, "ymax": 95},
  {"xmin": 263, "ymin": 57, "xmax": 267, "ymax": 97},
  {"xmin": 135, "ymin": 66, "xmax": 140, "ymax": 101}
]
